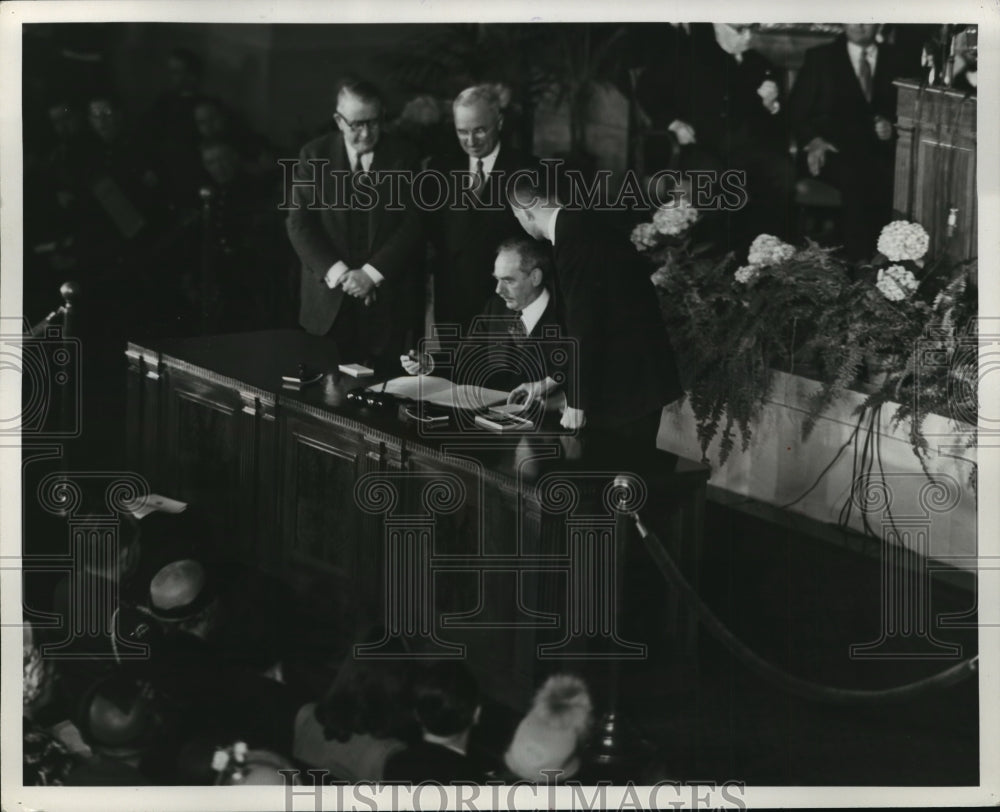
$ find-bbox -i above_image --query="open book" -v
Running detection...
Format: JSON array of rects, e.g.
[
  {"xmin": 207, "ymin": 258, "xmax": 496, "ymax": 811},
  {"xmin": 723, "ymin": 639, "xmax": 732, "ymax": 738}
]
[{"xmin": 373, "ymin": 376, "xmax": 509, "ymax": 410}]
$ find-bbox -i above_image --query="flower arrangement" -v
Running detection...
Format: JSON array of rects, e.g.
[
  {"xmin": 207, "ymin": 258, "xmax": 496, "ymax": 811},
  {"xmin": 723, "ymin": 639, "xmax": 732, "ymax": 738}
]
[{"xmin": 632, "ymin": 210, "xmax": 977, "ymax": 472}]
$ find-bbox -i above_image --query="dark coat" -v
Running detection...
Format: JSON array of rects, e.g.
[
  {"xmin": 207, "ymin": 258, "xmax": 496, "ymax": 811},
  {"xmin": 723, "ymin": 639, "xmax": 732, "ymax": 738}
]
[
  {"xmin": 383, "ymin": 740, "xmax": 483, "ymax": 783},
  {"xmin": 790, "ymin": 34, "xmax": 904, "ymax": 161},
  {"xmin": 635, "ymin": 23, "xmax": 787, "ymax": 158},
  {"xmin": 425, "ymin": 144, "xmax": 538, "ymax": 332},
  {"xmin": 286, "ymin": 131, "xmax": 422, "ymax": 351},
  {"xmin": 552, "ymin": 209, "xmax": 683, "ymax": 426},
  {"xmin": 459, "ymin": 291, "xmax": 567, "ymax": 393}
]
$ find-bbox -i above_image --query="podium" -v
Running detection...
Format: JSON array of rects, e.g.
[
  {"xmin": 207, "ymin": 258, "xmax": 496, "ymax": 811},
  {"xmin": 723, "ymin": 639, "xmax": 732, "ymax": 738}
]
[{"xmin": 893, "ymin": 79, "xmax": 977, "ymax": 260}]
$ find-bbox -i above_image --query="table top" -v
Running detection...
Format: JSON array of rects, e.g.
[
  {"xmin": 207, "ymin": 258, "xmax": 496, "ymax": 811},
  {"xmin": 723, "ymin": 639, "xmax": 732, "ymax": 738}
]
[{"xmin": 129, "ymin": 329, "xmax": 711, "ymax": 490}]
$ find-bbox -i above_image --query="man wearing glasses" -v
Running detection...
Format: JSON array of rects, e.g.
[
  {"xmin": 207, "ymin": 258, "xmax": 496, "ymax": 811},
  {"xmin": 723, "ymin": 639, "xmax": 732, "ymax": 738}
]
[{"xmin": 287, "ymin": 78, "xmax": 421, "ymax": 370}]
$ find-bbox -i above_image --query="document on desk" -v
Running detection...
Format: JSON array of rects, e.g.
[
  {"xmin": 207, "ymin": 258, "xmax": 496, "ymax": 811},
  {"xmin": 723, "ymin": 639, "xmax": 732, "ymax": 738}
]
[{"xmin": 376, "ymin": 376, "xmax": 509, "ymax": 409}]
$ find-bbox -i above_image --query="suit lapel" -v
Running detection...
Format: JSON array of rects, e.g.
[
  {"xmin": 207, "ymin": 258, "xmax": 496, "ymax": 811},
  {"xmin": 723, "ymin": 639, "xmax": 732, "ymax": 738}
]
[
  {"xmin": 527, "ymin": 296, "xmax": 557, "ymax": 338},
  {"xmin": 835, "ymin": 38, "xmax": 871, "ymax": 111},
  {"xmin": 331, "ymin": 133, "xmax": 349, "ymax": 237},
  {"xmin": 365, "ymin": 145, "xmax": 381, "ymax": 254}
]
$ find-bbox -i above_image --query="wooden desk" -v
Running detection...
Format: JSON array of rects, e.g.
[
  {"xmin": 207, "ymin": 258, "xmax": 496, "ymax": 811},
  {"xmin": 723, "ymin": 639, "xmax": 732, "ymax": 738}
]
[{"xmin": 125, "ymin": 330, "xmax": 710, "ymax": 710}]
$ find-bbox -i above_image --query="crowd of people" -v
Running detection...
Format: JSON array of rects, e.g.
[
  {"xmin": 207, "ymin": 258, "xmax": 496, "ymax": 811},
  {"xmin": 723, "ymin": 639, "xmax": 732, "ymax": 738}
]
[
  {"xmin": 23, "ymin": 505, "xmax": 601, "ymax": 787},
  {"xmin": 22, "ymin": 25, "xmax": 948, "ymax": 433},
  {"xmin": 24, "ymin": 45, "xmax": 293, "ymax": 340},
  {"xmin": 19, "ymin": 22, "xmax": 961, "ymax": 787}
]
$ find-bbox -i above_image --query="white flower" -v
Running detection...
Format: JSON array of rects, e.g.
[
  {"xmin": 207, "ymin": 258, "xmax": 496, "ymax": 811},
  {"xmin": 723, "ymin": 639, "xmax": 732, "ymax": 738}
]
[
  {"xmin": 876, "ymin": 220, "xmax": 930, "ymax": 262},
  {"xmin": 734, "ymin": 265, "xmax": 760, "ymax": 284},
  {"xmin": 876, "ymin": 264, "xmax": 919, "ymax": 301},
  {"xmin": 652, "ymin": 199, "xmax": 699, "ymax": 236},
  {"xmin": 747, "ymin": 234, "xmax": 795, "ymax": 267},
  {"xmin": 630, "ymin": 221, "xmax": 660, "ymax": 251},
  {"xmin": 650, "ymin": 265, "xmax": 671, "ymax": 288}
]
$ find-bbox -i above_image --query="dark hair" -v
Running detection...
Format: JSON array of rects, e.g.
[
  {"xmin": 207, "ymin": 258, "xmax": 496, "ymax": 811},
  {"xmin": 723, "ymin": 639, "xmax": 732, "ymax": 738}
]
[
  {"xmin": 496, "ymin": 236, "xmax": 552, "ymax": 283},
  {"xmin": 314, "ymin": 652, "xmax": 413, "ymax": 742},
  {"xmin": 413, "ymin": 661, "xmax": 480, "ymax": 737},
  {"xmin": 506, "ymin": 171, "xmax": 557, "ymax": 207},
  {"xmin": 334, "ymin": 77, "xmax": 385, "ymax": 114},
  {"xmin": 77, "ymin": 672, "xmax": 158, "ymax": 752}
]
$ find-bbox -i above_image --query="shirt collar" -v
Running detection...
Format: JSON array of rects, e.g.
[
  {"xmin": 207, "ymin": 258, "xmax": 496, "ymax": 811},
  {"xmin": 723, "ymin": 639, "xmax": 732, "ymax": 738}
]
[
  {"xmin": 847, "ymin": 40, "xmax": 878, "ymax": 67},
  {"xmin": 423, "ymin": 732, "xmax": 466, "ymax": 756},
  {"xmin": 344, "ymin": 142, "xmax": 373, "ymax": 171},
  {"xmin": 519, "ymin": 287, "xmax": 551, "ymax": 335},
  {"xmin": 469, "ymin": 141, "xmax": 501, "ymax": 176},
  {"xmin": 545, "ymin": 207, "xmax": 561, "ymax": 245}
]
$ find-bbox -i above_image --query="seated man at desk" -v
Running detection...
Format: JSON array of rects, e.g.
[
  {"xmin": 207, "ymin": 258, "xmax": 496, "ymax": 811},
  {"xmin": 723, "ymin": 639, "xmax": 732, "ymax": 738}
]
[{"xmin": 400, "ymin": 236, "xmax": 565, "ymax": 399}]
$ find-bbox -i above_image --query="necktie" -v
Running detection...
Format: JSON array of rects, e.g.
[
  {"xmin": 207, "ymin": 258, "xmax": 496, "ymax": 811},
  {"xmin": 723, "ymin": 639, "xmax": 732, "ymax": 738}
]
[
  {"xmin": 474, "ymin": 158, "xmax": 485, "ymax": 196},
  {"xmin": 508, "ymin": 312, "xmax": 527, "ymax": 338},
  {"xmin": 858, "ymin": 47, "xmax": 873, "ymax": 103},
  {"xmin": 348, "ymin": 152, "xmax": 369, "ymax": 262}
]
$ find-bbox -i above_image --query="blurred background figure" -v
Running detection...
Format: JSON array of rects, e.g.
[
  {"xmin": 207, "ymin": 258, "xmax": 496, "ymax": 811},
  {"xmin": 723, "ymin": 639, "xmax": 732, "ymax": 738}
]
[
  {"xmin": 384, "ymin": 660, "xmax": 484, "ymax": 783},
  {"xmin": 790, "ymin": 23, "xmax": 904, "ymax": 259},
  {"xmin": 634, "ymin": 23, "xmax": 794, "ymax": 253},
  {"xmin": 502, "ymin": 674, "xmax": 593, "ymax": 784},
  {"xmin": 293, "ymin": 633, "xmax": 417, "ymax": 782}
]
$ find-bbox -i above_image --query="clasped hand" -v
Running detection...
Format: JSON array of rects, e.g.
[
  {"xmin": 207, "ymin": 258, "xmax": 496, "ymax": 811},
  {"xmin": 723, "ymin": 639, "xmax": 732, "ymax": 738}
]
[{"xmin": 339, "ymin": 269, "xmax": 375, "ymax": 299}]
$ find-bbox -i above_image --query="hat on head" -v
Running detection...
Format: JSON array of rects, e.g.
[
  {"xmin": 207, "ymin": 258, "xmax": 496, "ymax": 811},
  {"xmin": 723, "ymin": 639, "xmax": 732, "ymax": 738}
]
[
  {"xmin": 147, "ymin": 559, "xmax": 214, "ymax": 622},
  {"xmin": 77, "ymin": 675, "xmax": 158, "ymax": 757},
  {"xmin": 504, "ymin": 674, "xmax": 593, "ymax": 782}
]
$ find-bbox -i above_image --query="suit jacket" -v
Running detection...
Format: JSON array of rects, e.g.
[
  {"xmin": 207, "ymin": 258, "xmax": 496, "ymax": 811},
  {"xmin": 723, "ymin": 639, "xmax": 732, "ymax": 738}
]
[
  {"xmin": 790, "ymin": 35, "xmax": 903, "ymax": 162},
  {"xmin": 552, "ymin": 209, "xmax": 683, "ymax": 425},
  {"xmin": 635, "ymin": 23, "xmax": 787, "ymax": 158},
  {"xmin": 429, "ymin": 291, "xmax": 566, "ymax": 393},
  {"xmin": 286, "ymin": 132, "xmax": 422, "ymax": 348},
  {"xmin": 383, "ymin": 740, "xmax": 483, "ymax": 783},
  {"xmin": 425, "ymin": 145, "xmax": 537, "ymax": 332}
]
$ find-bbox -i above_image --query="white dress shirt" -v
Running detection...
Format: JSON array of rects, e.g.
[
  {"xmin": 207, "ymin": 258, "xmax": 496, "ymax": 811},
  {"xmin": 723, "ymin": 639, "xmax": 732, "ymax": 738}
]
[
  {"xmin": 544, "ymin": 207, "xmax": 561, "ymax": 246},
  {"xmin": 846, "ymin": 40, "xmax": 879, "ymax": 87},
  {"xmin": 325, "ymin": 144, "xmax": 382, "ymax": 289},
  {"xmin": 518, "ymin": 287, "xmax": 550, "ymax": 336},
  {"xmin": 468, "ymin": 141, "xmax": 501, "ymax": 179}
]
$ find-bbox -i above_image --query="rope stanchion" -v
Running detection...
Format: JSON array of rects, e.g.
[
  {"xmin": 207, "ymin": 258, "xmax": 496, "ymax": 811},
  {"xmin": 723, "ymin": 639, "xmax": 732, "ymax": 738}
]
[{"xmin": 629, "ymin": 510, "xmax": 978, "ymax": 705}]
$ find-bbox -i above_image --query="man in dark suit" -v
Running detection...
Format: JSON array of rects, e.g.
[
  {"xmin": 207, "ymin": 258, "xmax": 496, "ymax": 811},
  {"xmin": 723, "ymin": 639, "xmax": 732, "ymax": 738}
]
[
  {"xmin": 790, "ymin": 24, "xmax": 904, "ymax": 259},
  {"xmin": 634, "ymin": 23, "xmax": 793, "ymax": 249},
  {"xmin": 508, "ymin": 177, "xmax": 683, "ymax": 447},
  {"xmin": 425, "ymin": 85, "xmax": 537, "ymax": 335},
  {"xmin": 286, "ymin": 78, "xmax": 422, "ymax": 370},
  {"xmin": 383, "ymin": 661, "xmax": 483, "ymax": 783},
  {"xmin": 401, "ymin": 237, "xmax": 565, "ymax": 397}
]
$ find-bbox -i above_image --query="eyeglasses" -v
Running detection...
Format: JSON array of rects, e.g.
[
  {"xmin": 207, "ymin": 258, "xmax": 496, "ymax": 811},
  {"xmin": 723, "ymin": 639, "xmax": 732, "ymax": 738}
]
[{"xmin": 335, "ymin": 111, "xmax": 381, "ymax": 133}]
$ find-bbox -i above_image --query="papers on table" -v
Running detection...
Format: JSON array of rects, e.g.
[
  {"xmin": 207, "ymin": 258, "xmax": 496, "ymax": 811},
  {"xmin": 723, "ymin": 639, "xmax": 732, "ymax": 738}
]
[{"xmin": 375, "ymin": 376, "xmax": 509, "ymax": 410}]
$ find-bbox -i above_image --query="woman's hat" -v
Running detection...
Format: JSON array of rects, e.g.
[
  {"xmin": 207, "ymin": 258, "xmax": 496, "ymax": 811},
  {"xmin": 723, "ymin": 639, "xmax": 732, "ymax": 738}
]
[
  {"xmin": 76, "ymin": 674, "xmax": 159, "ymax": 757},
  {"xmin": 503, "ymin": 674, "xmax": 594, "ymax": 782},
  {"xmin": 147, "ymin": 559, "xmax": 215, "ymax": 623}
]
